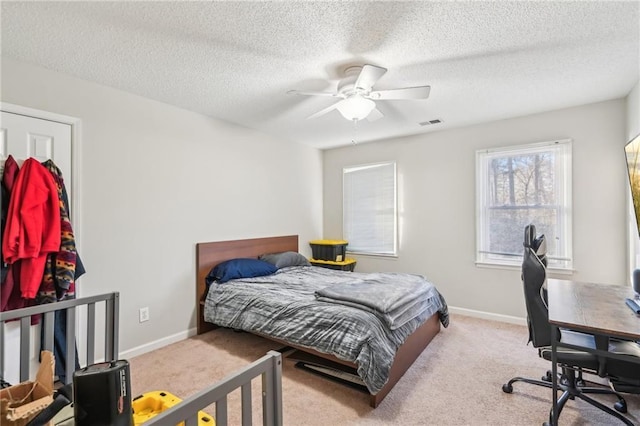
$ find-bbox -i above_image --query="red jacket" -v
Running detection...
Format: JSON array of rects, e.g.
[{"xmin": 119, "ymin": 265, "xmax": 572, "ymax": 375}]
[{"xmin": 2, "ymin": 158, "xmax": 61, "ymax": 298}]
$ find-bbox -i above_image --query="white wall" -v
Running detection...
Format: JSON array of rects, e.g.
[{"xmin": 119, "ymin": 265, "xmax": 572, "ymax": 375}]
[
  {"xmin": 628, "ymin": 81, "xmax": 640, "ymax": 140},
  {"xmin": 324, "ymin": 99, "xmax": 628, "ymax": 319},
  {"xmin": 1, "ymin": 57, "xmax": 323, "ymax": 355}
]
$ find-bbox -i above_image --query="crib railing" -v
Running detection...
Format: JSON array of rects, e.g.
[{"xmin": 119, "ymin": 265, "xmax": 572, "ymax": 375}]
[
  {"xmin": 0, "ymin": 292, "xmax": 119, "ymax": 383},
  {"xmin": 145, "ymin": 350, "xmax": 283, "ymax": 426}
]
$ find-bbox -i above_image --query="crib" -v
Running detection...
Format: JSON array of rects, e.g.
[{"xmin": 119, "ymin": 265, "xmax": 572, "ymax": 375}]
[{"xmin": 0, "ymin": 293, "xmax": 283, "ymax": 426}]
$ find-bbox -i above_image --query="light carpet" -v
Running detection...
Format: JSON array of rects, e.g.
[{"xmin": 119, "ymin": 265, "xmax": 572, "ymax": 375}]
[{"xmin": 129, "ymin": 314, "xmax": 639, "ymax": 425}]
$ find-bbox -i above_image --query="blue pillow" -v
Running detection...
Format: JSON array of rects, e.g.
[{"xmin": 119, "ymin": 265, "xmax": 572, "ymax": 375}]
[{"xmin": 206, "ymin": 258, "xmax": 278, "ymax": 285}]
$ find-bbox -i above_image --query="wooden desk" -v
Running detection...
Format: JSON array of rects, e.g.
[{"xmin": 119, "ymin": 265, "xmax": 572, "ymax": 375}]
[{"xmin": 547, "ymin": 279, "xmax": 640, "ymax": 425}]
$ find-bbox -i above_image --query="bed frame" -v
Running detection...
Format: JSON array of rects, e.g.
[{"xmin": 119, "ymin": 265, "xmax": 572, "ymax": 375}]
[
  {"xmin": 1, "ymin": 292, "xmax": 283, "ymax": 426},
  {"xmin": 196, "ymin": 235, "xmax": 442, "ymax": 408}
]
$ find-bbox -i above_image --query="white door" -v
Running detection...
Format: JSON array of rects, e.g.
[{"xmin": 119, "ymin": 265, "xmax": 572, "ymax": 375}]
[
  {"xmin": 1, "ymin": 111, "xmax": 73, "ymax": 203},
  {"xmin": 1, "ymin": 110, "xmax": 73, "ymax": 384}
]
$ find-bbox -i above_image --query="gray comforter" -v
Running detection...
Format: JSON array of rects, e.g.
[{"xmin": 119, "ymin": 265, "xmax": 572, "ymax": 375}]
[
  {"xmin": 315, "ymin": 272, "xmax": 437, "ymax": 330},
  {"xmin": 204, "ymin": 266, "xmax": 449, "ymax": 394}
]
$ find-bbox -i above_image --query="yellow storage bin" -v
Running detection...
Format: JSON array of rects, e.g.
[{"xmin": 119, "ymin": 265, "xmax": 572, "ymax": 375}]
[
  {"xmin": 309, "ymin": 239, "xmax": 348, "ymax": 262},
  {"xmin": 132, "ymin": 390, "xmax": 214, "ymax": 425}
]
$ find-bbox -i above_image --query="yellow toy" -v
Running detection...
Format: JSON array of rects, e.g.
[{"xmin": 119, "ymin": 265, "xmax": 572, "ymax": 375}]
[{"xmin": 132, "ymin": 390, "xmax": 214, "ymax": 425}]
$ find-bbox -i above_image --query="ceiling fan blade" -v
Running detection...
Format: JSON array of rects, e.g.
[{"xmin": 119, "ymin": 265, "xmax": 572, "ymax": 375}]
[
  {"xmin": 287, "ymin": 90, "xmax": 340, "ymax": 97},
  {"xmin": 354, "ymin": 64, "xmax": 387, "ymax": 92},
  {"xmin": 370, "ymin": 86, "xmax": 431, "ymax": 100},
  {"xmin": 306, "ymin": 100, "xmax": 344, "ymax": 119},
  {"xmin": 366, "ymin": 108, "xmax": 384, "ymax": 122}
]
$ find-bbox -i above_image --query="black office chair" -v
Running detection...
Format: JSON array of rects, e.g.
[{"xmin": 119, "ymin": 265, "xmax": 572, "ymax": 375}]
[{"xmin": 502, "ymin": 224, "xmax": 634, "ymax": 424}]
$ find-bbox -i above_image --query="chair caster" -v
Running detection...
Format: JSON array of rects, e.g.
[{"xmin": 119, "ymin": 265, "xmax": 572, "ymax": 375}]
[
  {"xmin": 542, "ymin": 370, "xmax": 553, "ymax": 382},
  {"xmin": 614, "ymin": 400, "xmax": 627, "ymax": 413},
  {"xmin": 502, "ymin": 383, "xmax": 513, "ymax": 394}
]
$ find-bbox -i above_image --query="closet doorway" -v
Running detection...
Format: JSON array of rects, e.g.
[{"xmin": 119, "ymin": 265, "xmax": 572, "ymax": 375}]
[{"xmin": 1, "ymin": 104, "xmax": 80, "ymax": 384}]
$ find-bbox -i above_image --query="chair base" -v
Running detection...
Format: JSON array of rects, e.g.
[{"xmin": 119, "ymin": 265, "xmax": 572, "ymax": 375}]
[
  {"xmin": 503, "ymin": 368, "xmax": 632, "ymax": 424},
  {"xmin": 547, "ymin": 387, "xmax": 632, "ymax": 426},
  {"xmin": 503, "ymin": 369, "xmax": 555, "ymax": 394}
]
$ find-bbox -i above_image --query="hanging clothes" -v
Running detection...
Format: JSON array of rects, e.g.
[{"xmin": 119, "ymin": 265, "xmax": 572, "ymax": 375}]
[
  {"xmin": 1, "ymin": 156, "xmax": 19, "ymax": 279},
  {"xmin": 38, "ymin": 160, "xmax": 80, "ymax": 303},
  {"xmin": 2, "ymin": 158, "xmax": 61, "ymax": 299},
  {"xmin": 38, "ymin": 159, "xmax": 85, "ymax": 382},
  {"xmin": 0, "ymin": 155, "xmax": 35, "ymax": 313},
  {"xmin": 2, "ymin": 157, "xmax": 85, "ymax": 380}
]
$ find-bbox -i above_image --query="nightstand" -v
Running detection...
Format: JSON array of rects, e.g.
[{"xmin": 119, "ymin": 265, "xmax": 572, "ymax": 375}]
[{"xmin": 309, "ymin": 258, "xmax": 357, "ymax": 272}]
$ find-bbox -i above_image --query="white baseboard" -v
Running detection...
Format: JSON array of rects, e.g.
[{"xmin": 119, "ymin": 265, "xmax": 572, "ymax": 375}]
[
  {"xmin": 448, "ymin": 306, "xmax": 527, "ymax": 326},
  {"xmin": 116, "ymin": 309, "xmax": 524, "ymax": 360},
  {"xmin": 120, "ymin": 327, "xmax": 198, "ymax": 359}
]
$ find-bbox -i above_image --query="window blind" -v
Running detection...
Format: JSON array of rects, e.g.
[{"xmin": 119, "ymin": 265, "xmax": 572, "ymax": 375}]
[{"xmin": 343, "ymin": 162, "xmax": 397, "ymax": 255}]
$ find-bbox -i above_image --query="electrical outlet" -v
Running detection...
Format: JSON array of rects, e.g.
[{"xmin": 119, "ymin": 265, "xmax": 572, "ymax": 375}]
[{"xmin": 139, "ymin": 307, "xmax": 150, "ymax": 323}]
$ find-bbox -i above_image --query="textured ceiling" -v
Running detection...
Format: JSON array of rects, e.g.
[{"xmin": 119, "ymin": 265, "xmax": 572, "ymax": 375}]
[{"xmin": 2, "ymin": 1, "xmax": 639, "ymax": 149}]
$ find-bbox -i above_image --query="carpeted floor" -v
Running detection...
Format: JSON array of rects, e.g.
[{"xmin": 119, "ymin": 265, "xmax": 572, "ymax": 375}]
[{"xmin": 129, "ymin": 314, "xmax": 639, "ymax": 425}]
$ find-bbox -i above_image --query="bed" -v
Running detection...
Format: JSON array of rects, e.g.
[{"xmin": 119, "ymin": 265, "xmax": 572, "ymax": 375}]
[
  {"xmin": 196, "ymin": 235, "xmax": 449, "ymax": 408},
  {"xmin": 0, "ymin": 292, "xmax": 283, "ymax": 426}
]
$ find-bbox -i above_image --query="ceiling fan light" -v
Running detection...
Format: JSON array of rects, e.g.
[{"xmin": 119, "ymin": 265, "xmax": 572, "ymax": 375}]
[{"xmin": 336, "ymin": 96, "xmax": 376, "ymax": 121}]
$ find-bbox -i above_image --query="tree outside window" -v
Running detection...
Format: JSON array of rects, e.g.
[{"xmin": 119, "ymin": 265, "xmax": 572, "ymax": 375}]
[{"xmin": 476, "ymin": 140, "xmax": 572, "ymax": 270}]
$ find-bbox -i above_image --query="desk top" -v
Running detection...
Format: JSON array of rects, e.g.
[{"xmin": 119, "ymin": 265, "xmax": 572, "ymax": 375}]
[{"xmin": 547, "ymin": 279, "xmax": 640, "ymax": 341}]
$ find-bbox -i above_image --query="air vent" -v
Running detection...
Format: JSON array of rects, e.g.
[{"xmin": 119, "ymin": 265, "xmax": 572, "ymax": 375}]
[{"xmin": 419, "ymin": 119, "xmax": 442, "ymax": 126}]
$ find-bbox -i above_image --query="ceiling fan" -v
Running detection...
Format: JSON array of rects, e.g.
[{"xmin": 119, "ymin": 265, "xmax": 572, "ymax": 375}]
[{"xmin": 287, "ymin": 64, "xmax": 431, "ymax": 122}]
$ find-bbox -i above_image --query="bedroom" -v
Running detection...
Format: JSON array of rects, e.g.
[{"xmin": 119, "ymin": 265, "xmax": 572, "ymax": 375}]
[{"xmin": 1, "ymin": 1, "xmax": 639, "ymax": 425}]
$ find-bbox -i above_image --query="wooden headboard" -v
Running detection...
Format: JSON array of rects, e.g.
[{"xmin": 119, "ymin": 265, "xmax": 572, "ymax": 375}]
[{"xmin": 196, "ymin": 235, "xmax": 299, "ymax": 334}]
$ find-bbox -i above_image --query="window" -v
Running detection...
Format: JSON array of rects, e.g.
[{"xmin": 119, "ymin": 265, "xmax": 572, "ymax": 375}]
[
  {"xmin": 476, "ymin": 140, "xmax": 572, "ymax": 270},
  {"xmin": 343, "ymin": 162, "xmax": 397, "ymax": 256}
]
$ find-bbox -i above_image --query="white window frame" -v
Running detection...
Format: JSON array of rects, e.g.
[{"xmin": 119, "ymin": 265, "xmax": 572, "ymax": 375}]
[
  {"xmin": 476, "ymin": 139, "xmax": 573, "ymax": 271},
  {"xmin": 343, "ymin": 161, "xmax": 397, "ymax": 256}
]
